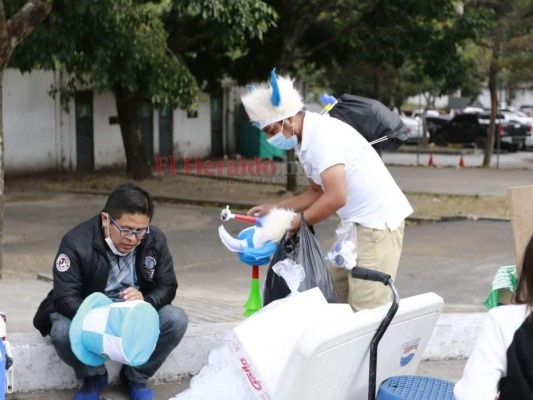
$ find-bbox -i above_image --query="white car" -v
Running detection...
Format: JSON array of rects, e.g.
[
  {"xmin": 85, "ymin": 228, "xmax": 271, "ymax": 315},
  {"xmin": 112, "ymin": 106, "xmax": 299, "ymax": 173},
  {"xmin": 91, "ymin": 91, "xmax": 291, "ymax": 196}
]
[
  {"xmin": 412, "ymin": 109, "xmax": 441, "ymax": 118},
  {"xmin": 400, "ymin": 116, "xmax": 424, "ymax": 144},
  {"xmin": 502, "ymin": 110, "xmax": 533, "ymax": 150}
]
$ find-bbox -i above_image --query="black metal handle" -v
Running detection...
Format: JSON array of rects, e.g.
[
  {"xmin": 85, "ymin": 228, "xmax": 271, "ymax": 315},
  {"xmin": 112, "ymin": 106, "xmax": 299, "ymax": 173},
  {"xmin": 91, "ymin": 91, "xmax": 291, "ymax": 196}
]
[
  {"xmin": 351, "ymin": 266, "xmax": 391, "ymax": 285},
  {"xmin": 351, "ymin": 266, "xmax": 399, "ymax": 400}
]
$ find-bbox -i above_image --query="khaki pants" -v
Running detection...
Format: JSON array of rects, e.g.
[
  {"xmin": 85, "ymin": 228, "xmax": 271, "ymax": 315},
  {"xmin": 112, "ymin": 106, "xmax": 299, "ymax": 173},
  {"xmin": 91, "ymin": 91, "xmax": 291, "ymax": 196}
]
[{"xmin": 331, "ymin": 221, "xmax": 405, "ymax": 312}]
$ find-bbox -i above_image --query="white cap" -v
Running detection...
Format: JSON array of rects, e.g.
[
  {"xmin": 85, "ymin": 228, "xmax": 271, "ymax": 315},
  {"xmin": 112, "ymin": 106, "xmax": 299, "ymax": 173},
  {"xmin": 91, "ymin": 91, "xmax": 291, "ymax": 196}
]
[{"xmin": 241, "ymin": 69, "xmax": 304, "ymax": 129}]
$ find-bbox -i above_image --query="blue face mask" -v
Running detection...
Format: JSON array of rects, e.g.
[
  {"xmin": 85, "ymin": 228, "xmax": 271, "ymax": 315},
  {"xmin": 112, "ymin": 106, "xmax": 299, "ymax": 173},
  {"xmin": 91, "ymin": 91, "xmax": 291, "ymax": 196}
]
[{"xmin": 267, "ymin": 120, "xmax": 297, "ymax": 150}]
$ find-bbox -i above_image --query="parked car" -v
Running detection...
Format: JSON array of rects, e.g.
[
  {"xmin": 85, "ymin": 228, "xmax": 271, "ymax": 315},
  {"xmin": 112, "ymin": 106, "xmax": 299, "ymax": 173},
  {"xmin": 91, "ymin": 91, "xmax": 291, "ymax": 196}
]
[
  {"xmin": 400, "ymin": 116, "xmax": 423, "ymax": 144},
  {"xmin": 433, "ymin": 112, "xmax": 530, "ymax": 151},
  {"xmin": 526, "ymin": 131, "xmax": 533, "ymax": 150},
  {"xmin": 425, "ymin": 115, "xmax": 452, "ymax": 143},
  {"xmin": 412, "ymin": 109, "xmax": 441, "ymax": 118},
  {"xmin": 501, "ymin": 110, "xmax": 533, "ymax": 150},
  {"xmin": 519, "ymin": 105, "xmax": 533, "ymax": 117}
]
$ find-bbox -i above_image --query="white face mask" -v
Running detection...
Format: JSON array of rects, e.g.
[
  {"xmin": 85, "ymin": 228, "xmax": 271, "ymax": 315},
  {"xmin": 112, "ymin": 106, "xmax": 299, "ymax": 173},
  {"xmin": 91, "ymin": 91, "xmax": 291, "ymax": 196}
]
[{"xmin": 104, "ymin": 213, "xmax": 131, "ymax": 257}]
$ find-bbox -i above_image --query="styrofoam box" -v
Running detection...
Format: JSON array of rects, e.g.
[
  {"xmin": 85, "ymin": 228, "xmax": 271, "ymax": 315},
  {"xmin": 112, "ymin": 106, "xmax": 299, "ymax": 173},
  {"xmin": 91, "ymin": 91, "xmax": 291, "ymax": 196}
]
[
  {"xmin": 223, "ymin": 289, "xmax": 444, "ymax": 400},
  {"xmin": 223, "ymin": 288, "xmax": 353, "ymax": 400}
]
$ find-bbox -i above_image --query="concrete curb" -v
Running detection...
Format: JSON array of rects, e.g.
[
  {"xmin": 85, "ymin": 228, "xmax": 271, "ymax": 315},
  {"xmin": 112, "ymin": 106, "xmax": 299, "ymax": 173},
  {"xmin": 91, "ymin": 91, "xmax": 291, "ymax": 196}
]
[
  {"xmin": 423, "ymin": 313, "xmax": 485, "ymax": 360},
  {"xmin": 60, "ymin": 189, "xmax": 510, "ymax": 224},
  {"xmin": 9, "ymin": 314, "xmax": 485, "ymax": 393},
  {"xmin": 10, "ymin": 323, "xmax": 236, "ymax": 393}
]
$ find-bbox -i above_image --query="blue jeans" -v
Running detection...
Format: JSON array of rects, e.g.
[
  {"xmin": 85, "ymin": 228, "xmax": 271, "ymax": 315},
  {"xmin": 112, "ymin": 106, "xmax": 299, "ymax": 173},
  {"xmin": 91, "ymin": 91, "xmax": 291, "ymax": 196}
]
[{"xmin": 49, "ymin": 305, "xmax": 188, "ymax": 383}]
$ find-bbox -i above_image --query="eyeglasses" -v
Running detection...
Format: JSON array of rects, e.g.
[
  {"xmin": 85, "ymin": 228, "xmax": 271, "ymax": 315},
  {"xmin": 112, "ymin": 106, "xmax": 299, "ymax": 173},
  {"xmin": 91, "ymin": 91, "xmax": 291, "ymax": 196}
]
[{"xmin": 109, "ymin": 215, "xmax": 150, "ymax": 239}]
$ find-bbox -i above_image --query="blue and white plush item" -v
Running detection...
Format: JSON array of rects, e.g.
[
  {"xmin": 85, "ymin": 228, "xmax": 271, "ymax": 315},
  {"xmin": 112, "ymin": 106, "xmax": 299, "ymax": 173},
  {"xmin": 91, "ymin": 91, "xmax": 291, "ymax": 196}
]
[
  {"xmin": 218, "ymin": 208, "xmax": 296, "ymax": 266},
  {"xmin": 70, "ymin": 292, "xmax": 160, "ymax": 367}
]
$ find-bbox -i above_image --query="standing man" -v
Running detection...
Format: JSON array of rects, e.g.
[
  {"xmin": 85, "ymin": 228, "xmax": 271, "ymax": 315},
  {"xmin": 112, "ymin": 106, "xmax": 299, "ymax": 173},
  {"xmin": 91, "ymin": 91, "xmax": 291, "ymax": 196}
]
[
  {"xmin": 243, "ymin": 69, "xmax": 413, "ymax": 312},
  {"xmin": 33, "ymin": 183, "xmax": 188, "ymax": 400}
]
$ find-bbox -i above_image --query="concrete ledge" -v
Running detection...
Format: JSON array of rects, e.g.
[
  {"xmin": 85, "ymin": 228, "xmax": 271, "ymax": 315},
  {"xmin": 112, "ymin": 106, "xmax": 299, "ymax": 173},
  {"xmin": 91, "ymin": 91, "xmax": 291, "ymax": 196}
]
[
  {"xmin": 424, "ymin": 313, "xmax": 485, "ymax": 360},
  {"xmin": 10, "ymin": 323, "xmax": 237, "ymax": 393},
  {"xmin": 9, "ymin": 313, "xmax": 486, "ymax": 393}
]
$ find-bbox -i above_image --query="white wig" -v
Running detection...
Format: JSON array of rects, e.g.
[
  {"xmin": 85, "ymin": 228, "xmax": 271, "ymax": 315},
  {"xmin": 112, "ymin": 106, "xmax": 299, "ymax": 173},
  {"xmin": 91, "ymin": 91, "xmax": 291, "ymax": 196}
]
[{"xmin": 241, "ymin": 70, "xmax": 304, "ymax": 129}]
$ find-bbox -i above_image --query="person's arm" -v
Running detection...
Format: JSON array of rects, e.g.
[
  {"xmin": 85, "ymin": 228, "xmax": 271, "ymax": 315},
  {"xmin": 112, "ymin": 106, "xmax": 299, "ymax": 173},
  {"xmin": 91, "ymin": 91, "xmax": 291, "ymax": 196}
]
[
  {"xmin": 289, "ymin": 164, "xmax": 346, "ymax": 234},
  {"xmin": 247, "ymin": 179, "xmax": 323, "ymax": 217},
  {"xmin": 277, "ymin": 179, "xmax": 324, "ymax": 212},
  {"xmin": 454, "ymin": 312, "xmax": 507, "ymax": 400},
  {"xmin": 52, "ymin": 237, "xmax": 85, "ymax": 319},
  {"xmin": 141, "ymin": 229, "xmax": 178, "ymax": 309}
]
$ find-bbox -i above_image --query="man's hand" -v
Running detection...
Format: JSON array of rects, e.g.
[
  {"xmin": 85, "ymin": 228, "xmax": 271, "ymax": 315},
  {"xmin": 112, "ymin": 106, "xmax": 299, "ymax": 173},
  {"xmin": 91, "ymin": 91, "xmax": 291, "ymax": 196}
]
[
  {"xmin": 288, "ymin": 213, "xmax": 301, "ymax": 237},
  {"xmin": 120, "ymin": 287, "xmax": 144, "ymax": 301},
  {"xmin": 247, "ymin": 204, "xmax": 273, "ymax": 217}
]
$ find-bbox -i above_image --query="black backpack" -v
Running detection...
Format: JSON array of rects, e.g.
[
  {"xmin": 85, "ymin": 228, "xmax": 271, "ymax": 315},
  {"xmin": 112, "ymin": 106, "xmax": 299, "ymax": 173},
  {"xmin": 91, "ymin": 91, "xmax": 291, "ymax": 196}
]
[{"xmin": 324, "ymin": 94, "xmax": 408, "ymax": 150}]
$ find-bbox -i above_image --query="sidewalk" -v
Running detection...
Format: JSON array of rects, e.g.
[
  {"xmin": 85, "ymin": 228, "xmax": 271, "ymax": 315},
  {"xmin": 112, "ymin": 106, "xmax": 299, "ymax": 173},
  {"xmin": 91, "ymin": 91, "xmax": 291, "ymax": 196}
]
[
  {"xmin": 3, "ymin": 160, "xmax": 531, "ymax": 398},
  {"xmin": 382, "ymin": 146, "xmax": 533, "ymax": 170}
]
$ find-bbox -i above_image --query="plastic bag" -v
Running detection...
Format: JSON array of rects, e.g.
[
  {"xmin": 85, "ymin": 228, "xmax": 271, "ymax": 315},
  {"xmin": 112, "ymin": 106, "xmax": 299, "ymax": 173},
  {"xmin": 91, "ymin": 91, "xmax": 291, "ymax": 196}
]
[
  {"xmin": 325, "ymin": 220, "xmax": 357, "ymax": 270},
  {"xmin": 263, "ymin": 214, "xmax": 339, "ymax": 305},
  {"xmin": 272, "ymin": 259, "xmax": 305, "ymax": 294},
  {"xmin": 262, "ymin": 233, "xmax": 297, "ymax": 305}
]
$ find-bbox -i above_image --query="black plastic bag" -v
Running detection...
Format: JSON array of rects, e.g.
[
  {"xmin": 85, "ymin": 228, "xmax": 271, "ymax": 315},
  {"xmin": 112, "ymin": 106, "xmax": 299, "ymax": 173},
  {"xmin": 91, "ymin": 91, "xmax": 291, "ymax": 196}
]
[
  {"xmin": 263, "ymin": 233, "xmax": 297, "ymax": 305},
  {"xmin": 263, "ymin": 215, "xmax": 339, "ymax": 306}
]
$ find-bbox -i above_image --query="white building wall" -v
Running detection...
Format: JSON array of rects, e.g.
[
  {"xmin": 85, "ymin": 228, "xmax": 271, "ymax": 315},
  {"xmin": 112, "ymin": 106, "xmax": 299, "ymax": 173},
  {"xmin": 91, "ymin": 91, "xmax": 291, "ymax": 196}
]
[
  {"xmin": 3, "ymin": 69, "xmax": 69, "ymax": 174},
  {"xmin": 172, "ymin": 96, "xmax": 211, "ymax": 159},
  {"xmin": 4, "ymin": 69, "xmax": 213, "ymax": 173},
  {"xmin": 92, "ymin": 92, "xmax": 126, "ymax": 169},
  {"xmin": 406, "ymin": 85, "xmax": 533, "ymax": 112},
  {"xmin": 476, "ymin": 86, "xmax": 533, "ymax": 109}
]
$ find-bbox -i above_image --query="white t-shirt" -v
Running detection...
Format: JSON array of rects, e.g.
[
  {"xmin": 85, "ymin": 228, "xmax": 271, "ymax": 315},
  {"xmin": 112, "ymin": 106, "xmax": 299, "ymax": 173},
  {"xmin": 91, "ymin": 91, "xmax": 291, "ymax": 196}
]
[
  {"xmin": 454, "ymin": 304, "xmax": 530, "ymax": 400},
  {"xmin": 295, "ymin": 111, "xmax": 412, "ymax": 230}
]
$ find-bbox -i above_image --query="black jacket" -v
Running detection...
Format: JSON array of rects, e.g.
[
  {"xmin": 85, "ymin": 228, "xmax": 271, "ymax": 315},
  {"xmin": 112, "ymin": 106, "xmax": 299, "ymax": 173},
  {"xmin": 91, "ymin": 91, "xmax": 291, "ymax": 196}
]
[
  {"xmin": 33, "ymin": 215, "xmax": 178, "ymax": 336},
  {"xmin": 499, "ymin": 315, "xmax": 533, "ymax": 399}
]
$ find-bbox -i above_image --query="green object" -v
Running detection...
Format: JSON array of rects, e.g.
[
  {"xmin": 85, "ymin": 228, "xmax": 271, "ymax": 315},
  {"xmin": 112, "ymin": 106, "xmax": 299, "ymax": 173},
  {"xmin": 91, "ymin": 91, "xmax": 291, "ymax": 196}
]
[
  {"xmin": 483, "ymin": 265, "xmax": 518, "ymax": 309},
  {"xmin": 244, "ymin": 267, "xmax": 263, "ymax": 317},
  {"xmin": 237, "ymin": 105, "xmax": 284, "ymax": 160}
]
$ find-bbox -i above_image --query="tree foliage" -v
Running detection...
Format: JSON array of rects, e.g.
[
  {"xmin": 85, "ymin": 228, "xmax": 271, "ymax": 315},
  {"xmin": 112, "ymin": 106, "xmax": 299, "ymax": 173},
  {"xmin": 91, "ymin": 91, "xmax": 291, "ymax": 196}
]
[
  {"xmin": 227, "ymin": 0, "xmax": 487, "ymax": 105},
  {"xmin": 464, "ymin": 0, "xmax": 533, "ymax": 167},
  {"xmin": 10, "ymin": 0, "xmax": 276, "ymax": 179}
]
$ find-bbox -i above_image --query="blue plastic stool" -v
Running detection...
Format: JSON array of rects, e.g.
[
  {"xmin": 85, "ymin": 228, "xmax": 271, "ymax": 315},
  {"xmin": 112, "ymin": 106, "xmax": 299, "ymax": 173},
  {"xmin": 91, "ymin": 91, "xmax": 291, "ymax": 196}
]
[{"xmin": 377, "ymin": 375, "xmax": 455, "ymax": 400}]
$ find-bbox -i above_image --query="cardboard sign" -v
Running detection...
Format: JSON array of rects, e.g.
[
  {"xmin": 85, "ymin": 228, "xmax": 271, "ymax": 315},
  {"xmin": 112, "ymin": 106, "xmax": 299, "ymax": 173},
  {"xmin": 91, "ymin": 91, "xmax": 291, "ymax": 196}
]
[{"xmin": 508, "ymin": 185, "xmax": 533, "ymax": 274}]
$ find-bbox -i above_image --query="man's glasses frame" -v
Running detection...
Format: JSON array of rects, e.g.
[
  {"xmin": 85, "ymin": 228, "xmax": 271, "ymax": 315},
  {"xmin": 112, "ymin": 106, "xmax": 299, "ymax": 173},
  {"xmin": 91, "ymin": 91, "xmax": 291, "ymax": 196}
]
[{"xmin": 109, "ymin": 215, "xmax": 150, "ymax": 239}]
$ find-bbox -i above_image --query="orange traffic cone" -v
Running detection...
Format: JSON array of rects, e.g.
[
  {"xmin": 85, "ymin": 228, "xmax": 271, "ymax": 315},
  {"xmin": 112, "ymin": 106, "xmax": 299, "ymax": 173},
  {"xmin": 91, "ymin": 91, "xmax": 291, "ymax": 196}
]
[
  {"xmin": 458, "ymin": 154, "xmax": 465, "ymax": 168},
  {"xmin": 428, "ymin": 153, "xmax": 435, "ymax": 167}
]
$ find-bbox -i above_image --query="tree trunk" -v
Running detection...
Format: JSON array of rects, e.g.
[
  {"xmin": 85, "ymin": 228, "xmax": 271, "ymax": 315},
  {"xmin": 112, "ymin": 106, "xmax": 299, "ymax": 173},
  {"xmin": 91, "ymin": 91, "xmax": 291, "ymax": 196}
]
[
  {"xmin": 372, "ymin": 68, "xmax": 383, "ymax": 101},
  {"xmin": 114, "ymin": 86, "xmax": 152, "ymax": 180},
  {"xmin": 482, "ymin": 2, "xmax": 503, "ymax": 168},
  {"xmin": 285, "ymin": 150, "xmax": 297, "ymax": 192},
  {"xmin": 0, "ymin": 71, "xmax": 4, "ymax": 280},
  {"xmin": 483, "ymin": 66, "xmax": 498, "ymax": 167}
]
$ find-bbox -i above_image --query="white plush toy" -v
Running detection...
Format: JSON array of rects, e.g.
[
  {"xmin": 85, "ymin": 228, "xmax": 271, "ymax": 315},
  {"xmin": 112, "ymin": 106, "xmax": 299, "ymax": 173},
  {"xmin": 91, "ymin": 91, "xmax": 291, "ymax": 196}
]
[{"xmin": 218, "ymin": 207, "xmax": 296, "ymax": 265}]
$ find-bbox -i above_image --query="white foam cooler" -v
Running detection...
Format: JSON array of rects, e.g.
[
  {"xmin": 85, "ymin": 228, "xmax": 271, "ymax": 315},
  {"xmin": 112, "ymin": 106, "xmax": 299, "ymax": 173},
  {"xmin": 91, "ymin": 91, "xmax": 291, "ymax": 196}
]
[{"xmin": 224, "ymin": 289, "xmax": 443, "ymax": 400}]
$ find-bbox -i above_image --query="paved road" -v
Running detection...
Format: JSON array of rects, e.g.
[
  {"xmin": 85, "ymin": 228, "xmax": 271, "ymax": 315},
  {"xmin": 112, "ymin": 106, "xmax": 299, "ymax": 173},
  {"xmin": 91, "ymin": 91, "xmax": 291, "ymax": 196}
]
[
  {"xmin": 1, "ymin": 195, "xmax": 515, "ymax": 333},
  {"xmin": 1, "ymin": 163, "xmax": 529, "ymax": 398},
  {"xmin": 388, "ymin": 165, "xmax": 533, "ymax": 196}
]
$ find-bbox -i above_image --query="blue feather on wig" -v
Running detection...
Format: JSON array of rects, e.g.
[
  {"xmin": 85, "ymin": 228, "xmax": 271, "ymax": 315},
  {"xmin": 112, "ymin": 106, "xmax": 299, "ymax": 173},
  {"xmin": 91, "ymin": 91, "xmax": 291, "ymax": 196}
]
[{"xmin": 270, "ymin": 68, "xmax": 281, "ymax": 107}]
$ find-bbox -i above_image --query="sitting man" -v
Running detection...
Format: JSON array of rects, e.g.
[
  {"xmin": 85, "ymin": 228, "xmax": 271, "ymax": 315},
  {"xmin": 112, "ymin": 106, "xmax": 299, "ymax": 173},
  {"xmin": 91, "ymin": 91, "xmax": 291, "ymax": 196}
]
[{"xmin": 33, "ymin": 183, "xmax": 188, "ymax": 400}]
